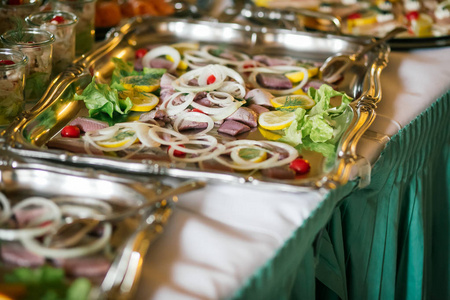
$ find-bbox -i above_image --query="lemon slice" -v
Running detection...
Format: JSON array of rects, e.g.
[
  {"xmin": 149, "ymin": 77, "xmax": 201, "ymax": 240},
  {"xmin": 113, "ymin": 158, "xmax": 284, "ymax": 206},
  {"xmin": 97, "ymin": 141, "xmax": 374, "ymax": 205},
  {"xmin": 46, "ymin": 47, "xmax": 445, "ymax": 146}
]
[
  {"xmin": 258, "ymin": 111, "xmax": 296, "ymax": 130},
  {"xmin": 129, "ymin": 92, "xmax": 159, "ymax": 112},
  {"xmin": 166, "ymin": 55, "xmax": 188, "ymax": 70},
  {"xmin": 258, "ymin": 126, "xmax": 282, "ymax": 141},
  {"xmin": 170, "ymin": 42, "xmax": 200, "ymax": 54},
  {"xmin": 96, "ymin": 129, "xmax": 138, "ymax": 148},
  {"xmin": 238, "ymin": 148, "xmax": 268, "ymax": 163},
  {"xmin": 120, "ymin": 76, "xmax": 160, "ymax": 93},
  {"xmin": 412, "ymin": 14, "xmax": 433, "ymax": 37},
  {"xmin": 285, "ymin": 67, "xmax": 319, "ymax": 83},
  {"xmin": 270, "ymin": 94, "xmax": 315, "ymax": 110}
]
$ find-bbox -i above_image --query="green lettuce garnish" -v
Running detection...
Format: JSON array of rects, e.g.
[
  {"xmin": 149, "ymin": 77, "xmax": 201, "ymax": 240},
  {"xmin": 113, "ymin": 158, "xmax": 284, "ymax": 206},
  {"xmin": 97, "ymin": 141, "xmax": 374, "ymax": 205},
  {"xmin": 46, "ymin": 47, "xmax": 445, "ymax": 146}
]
[
  {"xmin": 3, "ymin": 266, "xmax": 91, "ymax": 300},
  {"xmin": 111, "ymin": 57, "xmax": 166, "ymax": 84},
  {"xmin": 279, "ymin": 84, "xmax": 353, "ymax": 159},
  {"xmin": 75, "ymin": 77, "xmax": 133, "ymax": 124}
]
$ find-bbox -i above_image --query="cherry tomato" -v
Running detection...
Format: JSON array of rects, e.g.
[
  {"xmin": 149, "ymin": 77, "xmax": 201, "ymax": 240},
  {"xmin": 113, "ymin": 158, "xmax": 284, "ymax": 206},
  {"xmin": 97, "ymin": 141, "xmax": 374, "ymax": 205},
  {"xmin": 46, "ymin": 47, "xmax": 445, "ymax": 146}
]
[
  {"xmin": 50, "ymin": 16, "xmax": 65, "ymax": 24},
  {"xmin": 406, "ymin": 11, "xmax": 419, "ymax": 21},
  {"xmin": 347, "ymin": 12, "xmax": 362, "ymax": 20},
  {"xmin": 207, "ymin": 74, "xmax": 216, "ymax": 85},
  {"xmin": 168, "ymin": 145, "xmax": 186, "ymax": 158},
  {"xmin": 135, "ymin": 48, "xmax": 148, "ymax": 59},
  {"xmin": 289, "ymin": 158, "xmax": 311, "ymax": 175},
  {"xmin": 61, "ymin": 125, "xmax": 80, "ymax": 138},
  {"xmin": 0, "ymin": 60, "xmax": 15, "ymax": 66},
  {"xmin": 192, "ymin": 108, "xmax": 206, "ymax": 114}
]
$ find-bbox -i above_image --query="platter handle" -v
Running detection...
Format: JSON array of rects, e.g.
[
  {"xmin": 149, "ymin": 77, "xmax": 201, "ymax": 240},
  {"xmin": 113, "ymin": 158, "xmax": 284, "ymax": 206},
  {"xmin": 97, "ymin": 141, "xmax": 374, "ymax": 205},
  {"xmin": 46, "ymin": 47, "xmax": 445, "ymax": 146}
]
[{"xmin": 320, "ymin": 44, "xmax": 390, "ymax": 189}]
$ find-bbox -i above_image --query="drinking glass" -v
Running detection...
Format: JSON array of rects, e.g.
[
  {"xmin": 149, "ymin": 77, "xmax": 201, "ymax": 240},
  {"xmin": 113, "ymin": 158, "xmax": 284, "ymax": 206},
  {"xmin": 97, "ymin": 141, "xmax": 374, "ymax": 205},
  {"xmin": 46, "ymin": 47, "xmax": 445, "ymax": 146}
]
[
  {"xmin": 1, "ymin": 28, "xmax": 55, "ymax": 103},
  {"xmin": 53, "ymin": 0, "xmax": 96, "ymax": 56},
  {"xmin": 26, "ymin": 11, "xmax": 78, "ymax": 78},
  {"xmin": 0, "ymin": 48, "xmax": 27, "ymax": 128},
  {"xmin": 0, "ymin": 0, "xmax": 42, "ymax": 35}
]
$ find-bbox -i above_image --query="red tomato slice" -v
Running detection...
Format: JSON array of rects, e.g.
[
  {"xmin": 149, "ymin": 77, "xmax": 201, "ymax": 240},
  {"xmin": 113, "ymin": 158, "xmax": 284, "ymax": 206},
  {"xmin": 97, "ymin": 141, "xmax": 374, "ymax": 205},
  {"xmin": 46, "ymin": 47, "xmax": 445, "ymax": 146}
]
[
  {"xmin": 135, "ymin": 48, "xmax": 148, "ymax": 59},
  {"xmin": 50, "ymin": 16, "xmax": 65, "ymax": 24},
  {"xmin": 207, "ymin": 74, "xmax": 216, "ymax": 85},
  {"xmin": 0, "ymin": 60, "xmax": 15, "ymax": 66},
  {"xmin": 169, "ymin": 145, "xmax": 186, "ymax": 157}
]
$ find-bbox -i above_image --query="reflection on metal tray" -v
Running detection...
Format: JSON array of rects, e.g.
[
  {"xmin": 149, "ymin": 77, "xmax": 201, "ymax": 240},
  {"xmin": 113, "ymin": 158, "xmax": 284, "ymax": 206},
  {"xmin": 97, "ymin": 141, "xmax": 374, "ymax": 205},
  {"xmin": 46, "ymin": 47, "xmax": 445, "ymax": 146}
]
[
  {"xmin": 238, "ymin": 1, "xmax": 450, "ymax": 49},
  {"xmin": 0, "ymin": 153, "xmax": 182, "ymax": 299},
  {"xmin": 1, "ymin": 17, "xmax": 387, "ymax": 192}
]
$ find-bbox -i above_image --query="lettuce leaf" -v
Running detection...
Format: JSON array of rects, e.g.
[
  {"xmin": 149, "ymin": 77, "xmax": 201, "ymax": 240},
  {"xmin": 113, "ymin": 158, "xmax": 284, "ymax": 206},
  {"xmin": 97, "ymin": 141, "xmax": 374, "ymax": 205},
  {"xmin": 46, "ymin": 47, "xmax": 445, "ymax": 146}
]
[
  {"xmin": 74, "ymin": 77, "xmax": 132, "ymax": 124},
  {"xmin": 279, "ymin": 84, "xmax": 353, "ymax": 159}
]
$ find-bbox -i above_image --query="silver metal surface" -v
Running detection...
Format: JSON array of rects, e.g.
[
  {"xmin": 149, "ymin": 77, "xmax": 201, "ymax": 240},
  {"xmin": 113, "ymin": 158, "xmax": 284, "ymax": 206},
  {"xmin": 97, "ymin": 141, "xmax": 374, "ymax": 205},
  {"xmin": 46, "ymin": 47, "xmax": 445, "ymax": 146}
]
[
  {"xmin": 1, "ymin": 17, "xmax": 390, "ymax": 192},
  {"xmin": 237, "ymin": 1, "xmax": 450, "ymax": 49},
  {"xmin": 0, "ymin": 153, "xmax": 201, "ymax": 299}
]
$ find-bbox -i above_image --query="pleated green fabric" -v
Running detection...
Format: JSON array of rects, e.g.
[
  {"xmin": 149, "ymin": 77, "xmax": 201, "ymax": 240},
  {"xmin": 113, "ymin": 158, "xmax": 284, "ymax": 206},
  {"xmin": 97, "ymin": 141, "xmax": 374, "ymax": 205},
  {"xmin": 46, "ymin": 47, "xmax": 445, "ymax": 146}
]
[
  {"xmin": 232, "ymin": 89, "xmax": 450, "ymax": 300},
  {"xmin": 316, "ymin": 90, "xmax": 450, "ymax": 299},
  {"xmin": 230, "ymin": 184, "xmax": 356, "ymax": 300}
]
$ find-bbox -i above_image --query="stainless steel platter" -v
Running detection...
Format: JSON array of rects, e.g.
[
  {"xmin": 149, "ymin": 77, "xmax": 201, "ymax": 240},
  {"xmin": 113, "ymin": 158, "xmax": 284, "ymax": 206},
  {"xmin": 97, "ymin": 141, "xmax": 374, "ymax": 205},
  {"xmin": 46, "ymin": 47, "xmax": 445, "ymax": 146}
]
[
  {"xmin": 1, "ymin": 17, "xmax": 388, "ymax": 192},
  {"xmin": 238, "ymin": 1, "xmax": 450, "ymax": 49},
  {"xmin": 0, "ymin": 151, "xmax": 193, "ymax": 299}
]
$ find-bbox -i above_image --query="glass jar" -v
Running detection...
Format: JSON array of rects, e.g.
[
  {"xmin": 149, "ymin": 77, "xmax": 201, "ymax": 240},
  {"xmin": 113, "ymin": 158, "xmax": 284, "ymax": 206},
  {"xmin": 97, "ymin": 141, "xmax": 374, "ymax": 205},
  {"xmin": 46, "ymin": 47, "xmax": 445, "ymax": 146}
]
[
  {"xmin": 53, "ymin": 0, "xmax": 96, "ymax": 56},
  {"xmin": 26, "ymin": 11, "xmax": 78, "ymax": 78},
  {"xmin": 0, "ymin": 0, "xmax": 42, "ymax": 35},
  {"xmin": 1, "ymin": 28, "xmax": 55, "ymax": 103},
  {"xmin": 0, "ymin": 48, "xmax": 27, "ymax": 127}
]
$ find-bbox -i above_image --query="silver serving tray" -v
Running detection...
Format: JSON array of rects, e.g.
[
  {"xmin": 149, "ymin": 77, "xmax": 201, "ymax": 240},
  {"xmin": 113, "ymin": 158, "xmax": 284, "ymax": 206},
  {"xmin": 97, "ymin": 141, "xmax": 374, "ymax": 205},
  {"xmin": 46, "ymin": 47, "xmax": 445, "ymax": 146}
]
[
  {"xmin": 1, "ymin": 17, "xmax": 388, "ymax": 192},
  {"xmin": 238, "ymin": 1, "xmax": 450, "ymax": 49},
  {"xmin": 0, "ymin": 152, "xmax": 179, "ymax": 299}
]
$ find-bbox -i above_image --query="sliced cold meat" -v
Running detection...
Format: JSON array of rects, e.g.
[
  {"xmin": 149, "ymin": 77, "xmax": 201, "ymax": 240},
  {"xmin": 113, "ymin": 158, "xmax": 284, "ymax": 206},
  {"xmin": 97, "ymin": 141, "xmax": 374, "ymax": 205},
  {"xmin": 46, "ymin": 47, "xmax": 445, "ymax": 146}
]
[
  {"xmin": 69, "ymin": 117, "xmax": 109, "ymax": 133},
  {"xmin": 245, "ymin": 88, "xmax": 274, "ymax": 106},
  {"xmin": 248, "ymin": 104, "xmax": 270, "ymax": 115},
  {"xmin": 226, "ymin": 107, "xmax": 258, "ymax": 128},
  {"xmin": 1, "ymin": 242, "xmax": 45, "ymax": 267},
  {"xmin": 218, "ymin": 120, "xmax": 251, "ymax": 136},
  {"xmin": 256, "ymin": 73, "xmax": 293, "ymax": 90},
  {"xmin": 47, "ymin": 137, "xmax": 104, "ymax": 155}
]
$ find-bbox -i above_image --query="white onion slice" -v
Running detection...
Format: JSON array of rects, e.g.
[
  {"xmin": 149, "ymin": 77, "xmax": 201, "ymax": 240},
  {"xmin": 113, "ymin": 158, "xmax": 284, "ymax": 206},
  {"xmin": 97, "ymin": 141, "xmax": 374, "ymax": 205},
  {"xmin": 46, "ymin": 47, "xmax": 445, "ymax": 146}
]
[
  {"xmin": 0, "ymin": 197, "xmax": 61, "ymax": 241},
  {"xmin": 147, "ymin": 127, "xmax": 190, "ymax": 146},
  {"xmin": 169, "ymin": 143, "xmax": 226, "ymax": 163},
  {"xmin": 142, "ymin": 46, "xmax": 180, "ymax": 72},
  {"xmin": 213, "ymin": 140, "xmax": 299, "ymax": 170},
  {"xmin": 0, "ymin": 192, "xmax": 11, "ymax": 224},
  {"xmin": 83, "ymin": 126, "xmax": 138, "ymax": 152},
  {"xmin": 52, "ymin": 196, "xmax": 113, "ymax": 218},
  {"xmin": 21, "ymin": 222, "xmax": 112, "ymax": 259},
  {"xmin": 201, "ymin": 45, "xmax": 250, "ymax": 66},
  {"xmin": 206, "ymin": 91, "xmax": 234, "ymax": 105},
  {"xmin": 183, "ymin": 49, "xmax": 212, "ymax": 69},
  {"xmin": 166, "ymin": 92, "xmax": 195, "ymax": 116},
  {"xmin": 168, "ymin": 135, "xmax": 218, "ymax": 154},
  {"xmin": 190, "ymin": 100, "xmax": 243, "ymax": 121},
  {"xmin": 217, "ymin": 81, "xmax": 246, "ymax": 99}
]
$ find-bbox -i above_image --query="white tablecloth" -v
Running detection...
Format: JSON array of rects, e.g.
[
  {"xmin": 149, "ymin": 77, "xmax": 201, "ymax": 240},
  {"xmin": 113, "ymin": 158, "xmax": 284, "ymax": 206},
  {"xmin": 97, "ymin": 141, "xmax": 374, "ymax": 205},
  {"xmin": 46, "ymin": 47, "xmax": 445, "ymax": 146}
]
[{"xmin": 135, "ymin": 46, "xmax": 450, "ymax": 299}]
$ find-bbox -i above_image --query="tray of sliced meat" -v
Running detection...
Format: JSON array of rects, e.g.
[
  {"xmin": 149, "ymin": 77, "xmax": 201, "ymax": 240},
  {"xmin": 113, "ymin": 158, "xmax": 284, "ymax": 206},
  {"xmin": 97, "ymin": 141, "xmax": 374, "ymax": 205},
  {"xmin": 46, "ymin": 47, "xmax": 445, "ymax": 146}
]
[
  {"xmin": 1, "ymin": 16, "xmax": 388, "ymax": 192},
  {"xmin": 0, "ymin": 153, "xmax": 202, "ymax": 299}
]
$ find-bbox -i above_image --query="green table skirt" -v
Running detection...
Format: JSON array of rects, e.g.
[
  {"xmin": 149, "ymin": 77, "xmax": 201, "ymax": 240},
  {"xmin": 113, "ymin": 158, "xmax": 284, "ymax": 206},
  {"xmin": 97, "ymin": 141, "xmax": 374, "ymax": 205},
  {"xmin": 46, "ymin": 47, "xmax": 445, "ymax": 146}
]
[
  {"xmin": 317, "ymin": 90, "xmax": 450, "ymax": 300},
  {"xmin": 232, "ymin": 90, "xmax": 450, "ymax": 300}
]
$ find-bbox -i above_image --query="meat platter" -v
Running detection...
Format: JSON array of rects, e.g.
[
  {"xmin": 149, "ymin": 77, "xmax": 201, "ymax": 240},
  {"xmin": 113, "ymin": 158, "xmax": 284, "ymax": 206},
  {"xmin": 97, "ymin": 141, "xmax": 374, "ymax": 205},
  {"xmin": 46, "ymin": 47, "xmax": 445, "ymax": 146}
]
[
  {"xmin": 0, "ymin": 151, "xmax": 189, "ymax": 299},
  {"xmin": 1, "ymin": 17, "xmax": 388, "ymax": 192},
  {"xmin": 241, "ymin": 0, "xmax": 450, "ymax": 49}
]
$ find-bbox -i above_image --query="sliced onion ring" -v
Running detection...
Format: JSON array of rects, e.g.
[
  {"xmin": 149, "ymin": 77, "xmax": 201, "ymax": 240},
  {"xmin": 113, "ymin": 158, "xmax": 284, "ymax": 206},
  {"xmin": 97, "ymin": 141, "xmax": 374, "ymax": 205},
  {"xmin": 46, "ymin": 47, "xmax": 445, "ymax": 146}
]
[
  {"xmin": 0, "ymin": 197, "xmax": 61, "ymax": 241},
  {"xmin": 142, "ymin": 45, "xmax": 180, "ymax": 72},
  {"xmin": 21, "ymin": 222, "xmax": 112, "ymax": 259}
]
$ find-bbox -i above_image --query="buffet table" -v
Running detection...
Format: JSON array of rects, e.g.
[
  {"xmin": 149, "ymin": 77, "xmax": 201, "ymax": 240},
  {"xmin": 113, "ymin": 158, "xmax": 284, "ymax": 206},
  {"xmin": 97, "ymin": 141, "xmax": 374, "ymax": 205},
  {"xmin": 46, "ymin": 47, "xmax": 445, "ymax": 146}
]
[{"xmin": 135, "ymin": 46, "xmax": 450, "ymax": 299}]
